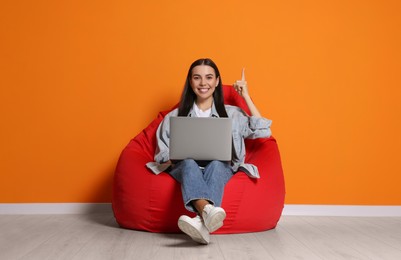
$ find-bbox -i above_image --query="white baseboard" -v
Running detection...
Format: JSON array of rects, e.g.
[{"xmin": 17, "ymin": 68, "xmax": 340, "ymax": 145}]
[
  {"xmin": 0, "ymin": 203, "xmax": 112, "ymax": 214},
  {"xmin": 0, "ymin": 203, "xmax": 401, "ymax": 216},
  {"xmin": 283, "ymin": 205, "xmax": 401, "ymax": 217}
]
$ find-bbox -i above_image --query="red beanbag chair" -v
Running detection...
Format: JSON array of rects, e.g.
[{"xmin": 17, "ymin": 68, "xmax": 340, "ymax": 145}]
[{"xmin": 112, "ymin": 85, "xmax": 285, "ymax": 234}]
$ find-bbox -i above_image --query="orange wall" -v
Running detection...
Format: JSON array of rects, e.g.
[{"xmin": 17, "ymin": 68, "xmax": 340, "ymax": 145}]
[{"xmin": 1, "ymin": 0, "xmax": 400, "ymax": 204}]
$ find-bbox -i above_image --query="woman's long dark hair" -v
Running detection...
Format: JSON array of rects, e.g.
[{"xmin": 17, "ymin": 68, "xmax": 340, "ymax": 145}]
[{"xmin": 178, "ymin": 58, "xmax": 228, "ymax": 117}]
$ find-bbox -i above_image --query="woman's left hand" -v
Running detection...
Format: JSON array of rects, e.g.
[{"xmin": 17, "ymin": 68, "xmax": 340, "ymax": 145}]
[
  {"xmin": 233, "ymin": 68, "xmax": 250, "ymax": 98},
  {"xmin": 233, "ymin": 68, "xmax": 262, "ymax": 117}
]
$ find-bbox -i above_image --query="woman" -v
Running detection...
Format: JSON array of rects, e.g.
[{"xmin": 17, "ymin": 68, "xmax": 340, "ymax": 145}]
[{"xmin": 146, "ymin": 58, "xmax": 272, "ymax": 244}]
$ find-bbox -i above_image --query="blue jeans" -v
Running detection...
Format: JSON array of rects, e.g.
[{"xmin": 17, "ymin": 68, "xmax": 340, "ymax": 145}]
[{"xmin": 169, "ymin": 159, "xmax": 234, "ymax": 213}]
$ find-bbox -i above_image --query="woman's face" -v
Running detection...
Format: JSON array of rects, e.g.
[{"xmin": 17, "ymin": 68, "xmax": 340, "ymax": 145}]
[{"xmin": 190, "ymin": 65, "xmax": 219, "ymax": 103}]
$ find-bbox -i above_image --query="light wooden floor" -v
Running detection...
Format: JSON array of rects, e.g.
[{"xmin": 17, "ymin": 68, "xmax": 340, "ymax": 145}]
[{"xmin": 1, "ymin": 214, "xmax": 400, "ymax": 260}]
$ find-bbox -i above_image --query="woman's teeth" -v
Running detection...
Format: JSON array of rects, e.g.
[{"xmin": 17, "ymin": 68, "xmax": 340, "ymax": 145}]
[{"xmin": 198, "ymin": 88, "xmax": 209, "ymax": 93}]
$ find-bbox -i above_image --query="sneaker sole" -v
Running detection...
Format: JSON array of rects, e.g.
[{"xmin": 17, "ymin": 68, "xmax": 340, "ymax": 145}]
[
  {"xmin": 178, "ymin": 219, "xmax": 209, "ymax": 245},
  {"xmin": 205, "ymin": 211, "xmax": 226, "ymax": 233}
]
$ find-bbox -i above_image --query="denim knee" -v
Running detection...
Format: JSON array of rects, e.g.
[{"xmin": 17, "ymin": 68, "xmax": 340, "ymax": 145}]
[
  {"xmin": 207, "ymin": 160, "xmax": 228, "ymax": 168},
  {"xmin": 180, "ymin": 158, "xmax": 198, "ymax": 167}
]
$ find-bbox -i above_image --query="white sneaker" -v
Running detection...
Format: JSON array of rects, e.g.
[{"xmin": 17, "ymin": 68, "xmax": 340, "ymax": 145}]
[
  {"xmin": 202, "ymin": 204, "xmax": 226, "ymax": 233},
  {"xmin": 178, "ymin": 215, "xmax": 210, "ymax": 245}
]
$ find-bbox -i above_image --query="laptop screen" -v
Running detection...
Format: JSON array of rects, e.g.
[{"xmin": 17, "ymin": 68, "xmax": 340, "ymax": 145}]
[{"xmin": 169, "ymin": 117, "xmax": 232, "ymax": 165}]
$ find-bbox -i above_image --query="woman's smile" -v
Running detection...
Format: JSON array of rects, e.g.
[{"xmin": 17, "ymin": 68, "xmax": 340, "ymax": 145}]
[{"xmin": 197, "ymin": 87, "xmax": 211, "ymax": 94}]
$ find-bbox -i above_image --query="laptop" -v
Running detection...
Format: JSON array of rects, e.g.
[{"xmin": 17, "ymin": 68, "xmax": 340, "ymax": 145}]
[{"xmin": 169, "ymin": 117, "xmax": 232, "ymax": 166}]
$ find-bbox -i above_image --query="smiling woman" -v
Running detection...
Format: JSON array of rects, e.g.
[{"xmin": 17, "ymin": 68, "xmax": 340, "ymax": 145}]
[{"xmin": 142, "ymin": 58, "xmax": 276, "ymax": 244}]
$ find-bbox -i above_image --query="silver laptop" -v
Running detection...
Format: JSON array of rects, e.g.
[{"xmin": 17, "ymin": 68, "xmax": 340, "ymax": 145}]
[{"xmin": 169, "ymin": 117, "xmax": 232, "ymax": 165}]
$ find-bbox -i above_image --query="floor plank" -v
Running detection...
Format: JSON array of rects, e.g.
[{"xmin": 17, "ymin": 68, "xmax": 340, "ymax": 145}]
[
  {"xmin": 19, "ymin": 214, "xmax": 112, "ymax": 260},
  {"xmin": 254, "ymin": 224, "xmax": 321, "ymax": 260},
  {"xmin": 171, "ymin": 233, "xmax": 224, "ymax": 260},
  {"xmin": 215, "ymin": 232, "xmax": 274, "ymax": 260},
  {"xmin": 0, "ymin": 215, "xmax": 74, "ymax": 259},
  {"xmin": 280, "ymin": 216, "xmax": 369, "ymax": 259},
  {"xmin": 327, "ymin": 216, "xmax": 401, "ymax": 257}
]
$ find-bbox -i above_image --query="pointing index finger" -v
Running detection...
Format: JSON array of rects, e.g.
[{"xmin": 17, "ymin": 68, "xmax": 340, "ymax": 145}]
[{"xmin": 241, "ymin": 68, "xmax": 246, "ymax": 81}]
